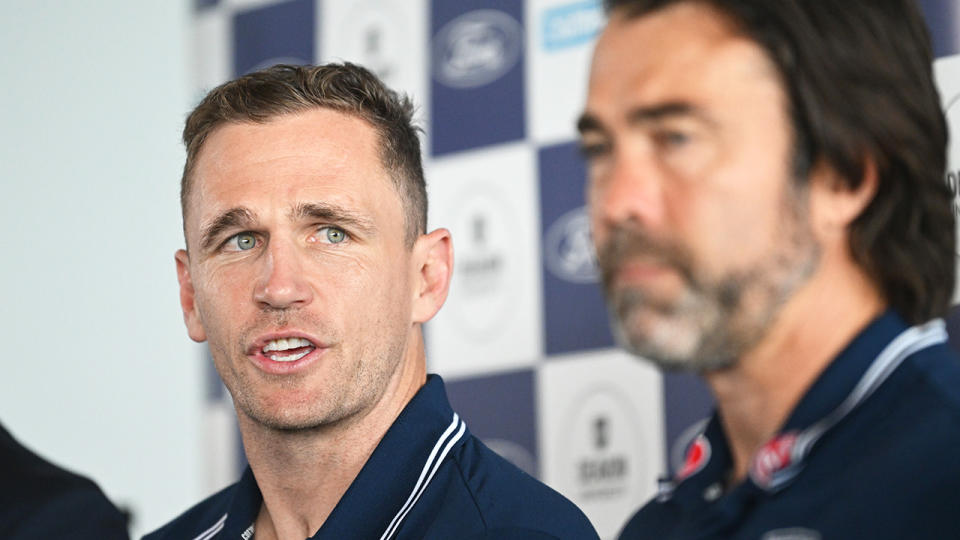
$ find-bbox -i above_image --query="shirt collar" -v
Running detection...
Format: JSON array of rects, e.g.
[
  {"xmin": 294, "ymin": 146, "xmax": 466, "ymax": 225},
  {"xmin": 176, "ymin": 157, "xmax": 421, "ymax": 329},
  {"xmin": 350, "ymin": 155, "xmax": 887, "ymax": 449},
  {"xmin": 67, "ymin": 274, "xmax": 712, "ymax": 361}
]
[
  {"xmin": 662, "ymin": 310, "xmax": 947, "ymax": 504},
  {"xmin": 218, "ymin": 374, "xmax": 468, "ymax": 540}
]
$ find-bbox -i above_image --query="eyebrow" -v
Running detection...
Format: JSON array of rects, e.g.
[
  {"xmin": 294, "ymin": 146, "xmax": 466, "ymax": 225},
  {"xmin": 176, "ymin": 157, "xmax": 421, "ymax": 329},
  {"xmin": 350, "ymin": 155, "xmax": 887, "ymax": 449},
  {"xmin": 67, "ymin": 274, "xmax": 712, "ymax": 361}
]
[
  {"xmin": 291, "ymin": 202, "xmax": 377, "ymax": 236},
  {"xmin": 199, "ymin": 207, "xmax": 257, "ymax": 252},
  {"xmin": 577, "ymin": 102, "xmax": 713, "ymax": 136}
]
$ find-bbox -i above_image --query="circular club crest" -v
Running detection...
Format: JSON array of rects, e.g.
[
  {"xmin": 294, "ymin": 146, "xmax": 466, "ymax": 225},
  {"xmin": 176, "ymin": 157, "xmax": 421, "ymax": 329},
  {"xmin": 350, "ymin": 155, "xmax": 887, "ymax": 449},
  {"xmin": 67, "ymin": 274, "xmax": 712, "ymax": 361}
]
[
  {"xmin": 432, "ymin": 9, "xmax": 523, "ymax": 89},
  {"xmin": 555, "ymin": 385, "xmax": 648, "ymax": 532},
  {"xmin": 445, "ymin": 185, "xmax": 517, "ymax": 339},
  {"xmin": 334, "ymin": 1, "xmax": 406, "ymax": 87},
  {"xmin": 544, "ymin": 206, "xmax": 600, "ymax": 284}
]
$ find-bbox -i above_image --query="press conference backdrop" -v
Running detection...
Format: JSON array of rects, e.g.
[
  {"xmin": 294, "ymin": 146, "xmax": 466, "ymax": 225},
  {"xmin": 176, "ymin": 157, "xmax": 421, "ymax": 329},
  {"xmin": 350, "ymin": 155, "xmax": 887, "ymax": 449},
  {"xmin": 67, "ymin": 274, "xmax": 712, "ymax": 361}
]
[{"xmin": 188, "ymin": 1, "xmax": 960, "ymax": 538}]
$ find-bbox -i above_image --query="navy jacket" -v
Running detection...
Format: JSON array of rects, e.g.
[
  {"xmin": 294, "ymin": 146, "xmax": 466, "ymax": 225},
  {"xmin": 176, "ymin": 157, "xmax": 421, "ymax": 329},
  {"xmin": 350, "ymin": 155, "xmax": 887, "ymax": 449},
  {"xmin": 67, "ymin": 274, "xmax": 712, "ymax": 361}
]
[
  {"xmin": 0, "ymin": 422, "xmax": 129, "ymax": 539},
  {"xmin": 620, "ymin": 312, "xmax": 960, "ymax": 539},
  {"xmin": 146, "ymin": 375, "xmax": 598, "ymax": 539}
]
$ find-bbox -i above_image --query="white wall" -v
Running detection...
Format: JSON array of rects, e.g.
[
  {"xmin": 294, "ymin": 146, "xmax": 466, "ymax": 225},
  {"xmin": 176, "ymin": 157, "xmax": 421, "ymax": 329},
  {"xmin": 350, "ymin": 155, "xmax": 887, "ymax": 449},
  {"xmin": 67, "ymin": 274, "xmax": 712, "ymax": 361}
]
[{"xmin": 0, "ymin": 1, "xmax": 205, "ymax": 536}]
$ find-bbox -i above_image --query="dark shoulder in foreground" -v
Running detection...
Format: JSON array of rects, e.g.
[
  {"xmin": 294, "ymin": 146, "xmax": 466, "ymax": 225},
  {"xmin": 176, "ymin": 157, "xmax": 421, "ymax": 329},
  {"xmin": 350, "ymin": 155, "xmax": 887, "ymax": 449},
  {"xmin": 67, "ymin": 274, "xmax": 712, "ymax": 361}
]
[
  {"xmin": 0, "ymin": 423, "xmax": 129, "ymax": 540},
  {"xmin": 437, "ymin": 435, "xmax": 599, "ymax": 540}
]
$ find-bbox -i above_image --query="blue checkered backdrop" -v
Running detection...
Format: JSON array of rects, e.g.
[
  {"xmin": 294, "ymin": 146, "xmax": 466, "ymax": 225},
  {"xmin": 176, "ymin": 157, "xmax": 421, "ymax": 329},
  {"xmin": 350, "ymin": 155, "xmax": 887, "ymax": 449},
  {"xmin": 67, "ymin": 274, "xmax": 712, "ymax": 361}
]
[{"xmin": 190, "ymin": 1, "xmax": 960, "ymax": 537}]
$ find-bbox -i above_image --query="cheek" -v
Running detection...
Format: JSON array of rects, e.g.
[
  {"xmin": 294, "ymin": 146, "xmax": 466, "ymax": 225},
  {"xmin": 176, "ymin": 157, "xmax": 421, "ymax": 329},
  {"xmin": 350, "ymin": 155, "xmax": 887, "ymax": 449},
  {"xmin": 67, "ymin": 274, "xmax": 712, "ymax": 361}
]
[
  {"xmin": 587, "ymin": 205, "xmax": 610, "ymax": 247},
  {"xmin": 307, "ymin": 255, "xmax": 389, "ymax": 314},
  {"xmin": 683, "ymin": 181, "xmax": 786, "ymax": 268},
  {"xmin": 309, "ymin": 252, "xmax": 369, "ymax": 285},
  {"xmin": 192, "ymin": 268, "xmax": 250, "ymax": 326},
  {"xmin": 363, "ymin": 254, "xmax": 414, "ymax": 314}
]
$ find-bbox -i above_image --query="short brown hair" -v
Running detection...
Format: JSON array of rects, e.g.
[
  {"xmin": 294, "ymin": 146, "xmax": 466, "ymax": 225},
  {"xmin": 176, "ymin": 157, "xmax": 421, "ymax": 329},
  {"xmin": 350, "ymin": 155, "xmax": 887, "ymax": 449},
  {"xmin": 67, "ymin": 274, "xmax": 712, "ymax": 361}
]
[{"xmin": 181, "ymin": 62, "xmax": 427, "ymax": 246}]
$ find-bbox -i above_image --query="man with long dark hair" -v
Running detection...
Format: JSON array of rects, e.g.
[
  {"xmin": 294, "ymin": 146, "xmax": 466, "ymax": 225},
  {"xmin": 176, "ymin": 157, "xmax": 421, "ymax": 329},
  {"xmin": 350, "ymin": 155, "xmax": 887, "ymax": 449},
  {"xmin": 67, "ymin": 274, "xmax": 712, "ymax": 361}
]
[{"xmin": 578, "ymin": 1, "xmax": 960, "ymax": 537}]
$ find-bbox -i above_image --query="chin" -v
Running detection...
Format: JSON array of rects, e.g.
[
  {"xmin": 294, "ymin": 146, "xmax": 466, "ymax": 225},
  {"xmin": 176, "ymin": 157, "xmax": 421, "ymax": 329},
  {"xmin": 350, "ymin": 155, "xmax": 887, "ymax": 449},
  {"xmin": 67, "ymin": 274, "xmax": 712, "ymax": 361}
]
[
  {"xmin": 234, "ymin": 391, "xmax": 328, "ymax": 431},
  {"xmin": 614, "ymin": 311, "xmax": 735, "ymax": 373},
  {"xmin": 247, "ymin": 407, "xmax": 333, "ymax": 432}
]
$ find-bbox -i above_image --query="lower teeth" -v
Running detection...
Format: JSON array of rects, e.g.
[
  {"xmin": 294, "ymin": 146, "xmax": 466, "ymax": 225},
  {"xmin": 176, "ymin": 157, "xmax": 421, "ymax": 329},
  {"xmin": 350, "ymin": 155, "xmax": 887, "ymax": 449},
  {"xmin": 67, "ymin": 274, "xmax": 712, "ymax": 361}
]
[{"xmin": 269, "ymin": 350, "xmax": 310, "ymax": 362}]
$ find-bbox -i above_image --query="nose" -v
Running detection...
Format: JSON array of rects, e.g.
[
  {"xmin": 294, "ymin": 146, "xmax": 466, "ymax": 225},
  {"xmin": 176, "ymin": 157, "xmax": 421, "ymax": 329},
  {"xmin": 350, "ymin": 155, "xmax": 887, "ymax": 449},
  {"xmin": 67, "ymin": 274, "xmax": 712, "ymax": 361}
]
[
  {"xmin": 252, "ymin": 240, "xmax": 314, "ymax": 310},
  {"xmin": 589, "ymin": 147, "xmax": 665, "ymax": 234}
]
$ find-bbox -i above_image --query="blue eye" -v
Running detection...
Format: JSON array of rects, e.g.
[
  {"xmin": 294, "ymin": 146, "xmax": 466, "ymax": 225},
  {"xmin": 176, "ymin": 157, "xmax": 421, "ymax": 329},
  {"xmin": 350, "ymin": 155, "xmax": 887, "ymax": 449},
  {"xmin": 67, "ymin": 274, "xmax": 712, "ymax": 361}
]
[
  {"xmin": 321, "ymin": 227, "xmax": 347, "ymax": 244},
  {"xmin": 579, "ymin": 140, "xmax": 611, "ymax": 160},
  {"xmin": 226, "ymin": 233, "xmax": 256, "ymax": 251},
  {"xmin": 656, "ymin": 130, "xmax": 690, "ymax": 147}
]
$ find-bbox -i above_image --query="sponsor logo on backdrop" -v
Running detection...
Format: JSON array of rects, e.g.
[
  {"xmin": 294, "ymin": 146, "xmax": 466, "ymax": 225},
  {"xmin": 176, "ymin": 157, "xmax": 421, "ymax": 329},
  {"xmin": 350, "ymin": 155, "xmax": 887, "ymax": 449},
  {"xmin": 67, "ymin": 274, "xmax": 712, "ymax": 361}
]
[
  {"xmin": 559, "ymin": 385, "xmax": 642, "ymax": 501},
  {"xmin": 944, "ymin": 92, "xmax": 960, "ymax": 255},
  {"xmin": 433, "ymin": 9, "xmax": 523, "ymax": 88},
  {"xmin": 544, "ymin": 206, "xmax": 599, "ymax": 283},
  {"xmin": 334, "ymin": 1, "xmax": 404, "ymax": 86},
  {"xmin": 447, "ymin": 186, "xmax": 516, "ymax": 339},
  {"xmin": 541, "ymin": 0, "xmax": 604, "ymax": 52}
]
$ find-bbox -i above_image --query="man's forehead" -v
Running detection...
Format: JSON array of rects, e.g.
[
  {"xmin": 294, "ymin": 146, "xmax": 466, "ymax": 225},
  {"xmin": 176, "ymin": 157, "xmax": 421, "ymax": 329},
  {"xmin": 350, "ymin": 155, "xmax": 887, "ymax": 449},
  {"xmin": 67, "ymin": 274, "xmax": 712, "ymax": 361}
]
[
  {"xmin": 196, "ymin": 116, "xmax": 372, "ymax": 177},
  {"xmin": 185, "ymin": 111, "xmax": 389, "ymax": 211},
  {"xmin": 586, "ymin": 4, "xmax": 779, "ymax": 121}
]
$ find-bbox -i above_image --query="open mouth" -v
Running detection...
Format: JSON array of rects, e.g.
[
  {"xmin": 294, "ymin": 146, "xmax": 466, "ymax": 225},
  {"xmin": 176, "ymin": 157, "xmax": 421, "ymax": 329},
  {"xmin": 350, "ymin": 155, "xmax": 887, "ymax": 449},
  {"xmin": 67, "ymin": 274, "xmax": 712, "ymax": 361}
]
[{"xmin": 261, "ymin": 337, "xmax": 316, "ymax": 362}]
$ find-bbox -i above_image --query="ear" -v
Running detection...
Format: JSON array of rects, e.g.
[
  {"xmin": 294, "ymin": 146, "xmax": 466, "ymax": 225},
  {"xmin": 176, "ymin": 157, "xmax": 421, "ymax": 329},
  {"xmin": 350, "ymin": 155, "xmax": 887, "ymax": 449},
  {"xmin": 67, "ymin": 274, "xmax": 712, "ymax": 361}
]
[
  {"xmin": 410, "ymin": 228, "xmax": 454, "ymax": 324},
  {"xmin": 175, "ymin": 249, "xmax": 207, "ymax": 342},
  {"xmin": 809, "ymin": 157, "xmax": 879, "ymax": 240}
]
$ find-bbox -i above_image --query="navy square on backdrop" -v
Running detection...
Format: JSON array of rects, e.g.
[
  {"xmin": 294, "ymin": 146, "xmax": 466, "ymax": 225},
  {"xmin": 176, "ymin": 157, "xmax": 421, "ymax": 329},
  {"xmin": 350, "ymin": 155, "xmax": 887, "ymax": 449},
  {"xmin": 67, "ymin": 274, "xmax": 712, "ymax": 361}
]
[
  {"xmin": 445, "ymin": 370, "xmax": 539, "ymax": 477},
  {"xmin": 233, "ymin": 0, "xmax": 316, "ymax": 77},
  {"xmin": 539, "ymin": 141, "xmax": 615, "ymax": 355},
  {"xmin": 429, "ymin": 0, "xmax": 526, "ymax": 156},
  {"xmin": 946, "ymin": 305, "xmax": 960, "ymax": 354},
  {"xmin": 918, "ymin": 0, "xmax": 959, "ymax": 58}
]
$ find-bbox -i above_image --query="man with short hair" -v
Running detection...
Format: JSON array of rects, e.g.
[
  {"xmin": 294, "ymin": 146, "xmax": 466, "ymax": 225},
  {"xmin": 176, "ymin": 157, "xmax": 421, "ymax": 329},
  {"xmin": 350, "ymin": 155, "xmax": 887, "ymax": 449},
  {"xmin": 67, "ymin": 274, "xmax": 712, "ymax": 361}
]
[
  {"xmin": 147, "ymin": 63, "xmax": 597, "ymax": 540},
  {"xmin": 578, "ymin": 1, "xmax": 960, "ymax": 538}
]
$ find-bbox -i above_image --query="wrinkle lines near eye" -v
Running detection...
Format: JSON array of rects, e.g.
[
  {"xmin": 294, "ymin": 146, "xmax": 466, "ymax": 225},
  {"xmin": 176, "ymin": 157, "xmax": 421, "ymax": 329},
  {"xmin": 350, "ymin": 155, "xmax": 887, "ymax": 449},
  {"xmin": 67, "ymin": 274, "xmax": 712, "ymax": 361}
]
[
  {"xmin": 291, "ymin": 202, "xmax": 377, "ymax": 238},
  {"xmin": 200, "ymin": 207, "xmax": 258, "ymax": 252}
]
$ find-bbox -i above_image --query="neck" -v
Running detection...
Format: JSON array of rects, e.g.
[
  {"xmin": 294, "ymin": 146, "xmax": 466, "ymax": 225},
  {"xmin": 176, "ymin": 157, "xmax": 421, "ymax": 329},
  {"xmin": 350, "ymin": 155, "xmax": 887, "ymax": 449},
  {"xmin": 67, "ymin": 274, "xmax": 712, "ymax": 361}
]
[
  {"xmin": 704, "ymin": 260, "xmax": 884, "ymax": 485},
  {"xmin": 239, "ymin": 331, "xmax": 428, "ymax": 540}
]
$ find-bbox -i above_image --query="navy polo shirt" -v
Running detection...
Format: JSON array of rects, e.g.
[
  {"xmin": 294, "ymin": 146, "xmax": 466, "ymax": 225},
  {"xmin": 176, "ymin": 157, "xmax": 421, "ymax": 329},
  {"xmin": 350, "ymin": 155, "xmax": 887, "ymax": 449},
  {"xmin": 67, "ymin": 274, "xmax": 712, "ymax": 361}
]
[
  {"xmin": 619, "ymin": 311, "xmax": 960, "ymax": 539},
  {"xmin": 145, "ymin": 375, "xmax": 599, "ymax": 540}
]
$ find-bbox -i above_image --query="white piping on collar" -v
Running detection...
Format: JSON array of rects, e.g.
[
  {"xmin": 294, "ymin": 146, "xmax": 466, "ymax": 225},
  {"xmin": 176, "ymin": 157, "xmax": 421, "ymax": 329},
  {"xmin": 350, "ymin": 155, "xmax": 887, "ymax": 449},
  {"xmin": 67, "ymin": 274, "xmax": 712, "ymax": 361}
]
[
  {"xmin": 193, "ymin": 512, "xmax": 226, "ymax": 540},
  {"xmin": 379, "ymin": 412, "xmax": 467, "ymax": 540},
  {"xmin": 759, "ymin": 318, "xmax": 947, "ymax": 491},
  {"xmin": 657, "ymin": 318, "xmax": 948, "ymax": 500}
]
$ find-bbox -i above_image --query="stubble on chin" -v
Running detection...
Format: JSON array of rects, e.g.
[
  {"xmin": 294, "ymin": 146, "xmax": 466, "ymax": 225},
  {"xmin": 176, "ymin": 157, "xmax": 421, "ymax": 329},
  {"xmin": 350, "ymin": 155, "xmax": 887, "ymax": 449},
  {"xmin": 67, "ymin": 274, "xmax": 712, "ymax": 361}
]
[
  {"xmin": 608, "ymin": 278, "xmax": 736, "ymax": 372},
  {"xmin": 599, "ymin": 197, "xmax": 820, "ymax": 374}
]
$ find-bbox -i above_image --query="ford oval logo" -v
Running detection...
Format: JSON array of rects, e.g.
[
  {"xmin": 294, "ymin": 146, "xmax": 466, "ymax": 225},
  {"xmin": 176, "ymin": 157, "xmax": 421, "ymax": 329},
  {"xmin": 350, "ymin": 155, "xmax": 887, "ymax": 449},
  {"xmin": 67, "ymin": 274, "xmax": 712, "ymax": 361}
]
[
  {"xmin": 544, "ymin": 206, "xmax": 599, "ymax": 283},
  {"xmin": 433, "ymin": 9, "xmax": 523, "ymax": 88}
]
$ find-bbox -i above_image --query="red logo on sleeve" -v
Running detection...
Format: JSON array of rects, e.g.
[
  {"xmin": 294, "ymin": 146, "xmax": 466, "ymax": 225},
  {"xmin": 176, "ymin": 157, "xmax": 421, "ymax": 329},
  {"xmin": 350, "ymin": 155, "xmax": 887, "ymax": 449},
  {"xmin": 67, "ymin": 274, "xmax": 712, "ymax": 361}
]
[
  {"xmin": 749, "ymin": 431, "xmax": 798, "ymax": 488},
  {"xmin": 676, "ymin": 434, "xmax": 711, "ymax": 481}
]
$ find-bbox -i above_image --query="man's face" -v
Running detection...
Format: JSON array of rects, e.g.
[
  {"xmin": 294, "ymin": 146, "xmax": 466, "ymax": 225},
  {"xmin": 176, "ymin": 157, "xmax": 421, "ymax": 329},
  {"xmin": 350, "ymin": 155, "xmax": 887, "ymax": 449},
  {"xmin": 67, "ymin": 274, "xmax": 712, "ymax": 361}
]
[
  {"xmin": 176, "ymin": 109, "xmax": 418, "ymax": 430},
  {"xmin": 579, "ymin": 3, "xmax": 820, "ymax": 371}
]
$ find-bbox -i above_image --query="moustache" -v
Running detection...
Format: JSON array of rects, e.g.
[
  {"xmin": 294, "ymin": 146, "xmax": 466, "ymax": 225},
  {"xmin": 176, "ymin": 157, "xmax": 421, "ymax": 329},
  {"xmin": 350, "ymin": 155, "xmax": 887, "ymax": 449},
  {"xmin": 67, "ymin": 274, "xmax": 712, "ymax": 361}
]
[{"xmin": 596, "ymin": 225, "xmax": 696, "ymax": 287}]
